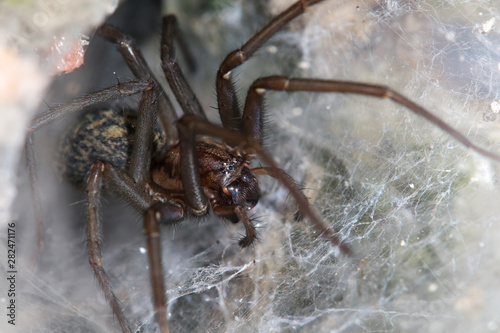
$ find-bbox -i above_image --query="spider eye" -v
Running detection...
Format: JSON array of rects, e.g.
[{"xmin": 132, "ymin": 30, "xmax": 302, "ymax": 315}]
[
  {"xmin": 227, "ymin": 183, "xmax": 240, "ymax": 196},
  {"xmin": 241, "ymin": 173, "xmax": 250, "ymax": 183}
]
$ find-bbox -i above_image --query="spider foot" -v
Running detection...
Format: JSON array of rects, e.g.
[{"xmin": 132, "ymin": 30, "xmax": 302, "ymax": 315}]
[{"xmin": 238, "ymin": 234, "xmax": 257, "ymax": 248}]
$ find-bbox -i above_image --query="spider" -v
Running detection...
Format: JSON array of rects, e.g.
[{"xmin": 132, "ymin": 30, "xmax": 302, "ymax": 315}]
[{"xmin": 25, "ymin": 0, "xmax": 500, "ymax": 332}]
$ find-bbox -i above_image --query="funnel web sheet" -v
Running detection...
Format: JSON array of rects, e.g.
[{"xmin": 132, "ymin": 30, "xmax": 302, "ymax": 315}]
[{"xmin": 6, "ymin": 1, "xmax": 500, "ymax": 332}]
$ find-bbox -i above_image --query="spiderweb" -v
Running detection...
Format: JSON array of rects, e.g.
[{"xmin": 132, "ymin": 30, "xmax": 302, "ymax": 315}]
[{"xmin": 5, "ymin": 0, "xmax": 500, "ymax": 332}]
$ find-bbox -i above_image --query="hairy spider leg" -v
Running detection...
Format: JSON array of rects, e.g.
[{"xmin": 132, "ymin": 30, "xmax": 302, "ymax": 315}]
[
  {"xmin": 98, "ymin": 24, "xmax": 178, "ymax": 147},
  {"xmin": 176, "ymin": 120, "xmax": 209, "ymax": 215},
  {"xmin": 29, "ymin": 80, "xmax": 151, "ymax": 132},
  {"xmin": 211, "ymin": 205, "xmax": 258, "ymax": 247},
  {"xmin": 242, "ymin": 76, "xmax": 500, "ymax": 162},
  {"xmin": 161, "ymin": 15, "xmax": 206, "ymax": 120},
  {"xmin": 217, "ymin": 0, "xmax": 325, "ymax": 132},
  {"xmin": 25, "ymin": 133, "xmax": 43, "ymax": 270},
  {"xmin": 86, "ymin": 159, "xmax": 184, "ymax": 333},
  {"xmin": 86, "ymin": 162, "xmax": 134, "ymax": 333}
]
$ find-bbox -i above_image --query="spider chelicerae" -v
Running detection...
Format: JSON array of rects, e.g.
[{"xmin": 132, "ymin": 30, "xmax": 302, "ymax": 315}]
[{"xmin": 25, "ymin": 0, "xmax": 500, "ymax": 332}]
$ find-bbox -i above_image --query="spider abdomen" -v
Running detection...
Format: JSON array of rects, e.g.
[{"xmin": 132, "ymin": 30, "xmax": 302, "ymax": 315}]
[
  {"xmin": 151, "ymin": 139, "xmax": 246, "ymax": 194},
  {"xmin": 58, "ymin": 108, "xmax": 165, "ymax": 187}
]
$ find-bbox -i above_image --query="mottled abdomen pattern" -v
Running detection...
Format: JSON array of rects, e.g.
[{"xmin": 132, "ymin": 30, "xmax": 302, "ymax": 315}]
[{"xmin": 58, "ymin": 108, "xmax": 165, "ymax": 187}]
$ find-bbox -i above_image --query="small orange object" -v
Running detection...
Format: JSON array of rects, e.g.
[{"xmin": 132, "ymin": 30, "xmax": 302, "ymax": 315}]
[{"xmin": 47, "ymin": 35, "xmax": 88, "ymax": 75}]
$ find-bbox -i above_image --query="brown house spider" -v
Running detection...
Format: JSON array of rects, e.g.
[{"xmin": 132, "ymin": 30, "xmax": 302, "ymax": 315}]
[{"xmin": 25, "ymin": 0, "xmax": 500, "ymax": 332}]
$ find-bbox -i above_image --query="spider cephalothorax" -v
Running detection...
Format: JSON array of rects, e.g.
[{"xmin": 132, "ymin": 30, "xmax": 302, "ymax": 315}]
[{"xmin": 152, "ymin": 139, "xmax": 260, "ymax": 221}]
